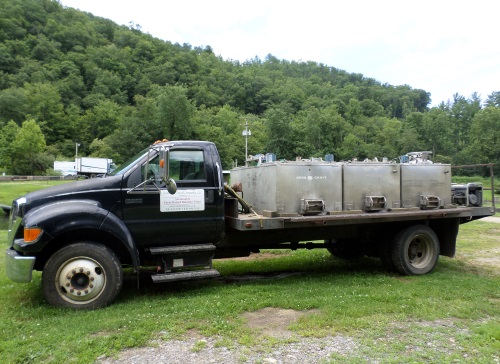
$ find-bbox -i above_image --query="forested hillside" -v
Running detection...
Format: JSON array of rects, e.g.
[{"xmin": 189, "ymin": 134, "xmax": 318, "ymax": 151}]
[{"xmin": 1, "ymin": 0, "xmax": 499, "ymax": 175}]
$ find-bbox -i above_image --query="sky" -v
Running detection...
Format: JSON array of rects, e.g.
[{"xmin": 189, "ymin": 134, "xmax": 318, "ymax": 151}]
[{"xmin": 61, "ymin": 0, "xmax": 499, "ymax": 106}]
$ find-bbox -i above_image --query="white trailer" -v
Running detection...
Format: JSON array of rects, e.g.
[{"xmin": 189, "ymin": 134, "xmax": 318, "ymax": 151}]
[
  {"xmin": 53, "ymin": 161, "xmax": 76, "ymax": 176},
  {"xmin": 75, "ymin": 157, "xmax": 115, "ymax": 178}
]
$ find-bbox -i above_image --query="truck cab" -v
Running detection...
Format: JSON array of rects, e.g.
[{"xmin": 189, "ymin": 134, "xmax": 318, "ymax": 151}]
[{"xmin": 6, "ymin": 140, "xmax": 224, "ymax": 309}]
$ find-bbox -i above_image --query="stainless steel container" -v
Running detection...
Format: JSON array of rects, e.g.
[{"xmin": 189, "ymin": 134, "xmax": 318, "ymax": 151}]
[
  {"xmin": 342, "ymin": 163, "xmax": 401, "ymax": 211},
  {"xmin": 230, "ymin": 162, "xmax": 342, "ymax": 215},
  {"xmin": 230, "ymin": 160, "xmax": 452, "ymax": 215},
  {"xmin": 400, "ymin": 164, "xmax": 452, "ymax": 208}
]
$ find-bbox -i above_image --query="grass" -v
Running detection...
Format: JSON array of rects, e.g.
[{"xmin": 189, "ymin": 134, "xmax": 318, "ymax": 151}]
[
  {"xmin": 0, "ymin": 180, "xmax": 72, "ymax": 206},
  {"xmin": 451, "ymin": 175, "xmax": 494, "ymax": 187},
  {"xmin": 0, "ymin": 181, "xmax": 499, "ymax": 363}
]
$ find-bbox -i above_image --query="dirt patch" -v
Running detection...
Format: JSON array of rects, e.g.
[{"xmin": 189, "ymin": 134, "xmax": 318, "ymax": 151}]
[
  {"xmin": 242, "ymin": 307, "xmax": 320, "ymax": 338},
  {"xmin": 471, "ymin": 256, "xmax": 500, "ymax": 269},
  {"xmin": 90, "ymin": 331, "xmax": 113, "ymax": 338},
  {"xmin": 466, "ymin": 247, "xmax": 500, "ymax": 271},
  {"xmin": 481, "ymin": 216, "xmax": 500, "ymax": 223}
]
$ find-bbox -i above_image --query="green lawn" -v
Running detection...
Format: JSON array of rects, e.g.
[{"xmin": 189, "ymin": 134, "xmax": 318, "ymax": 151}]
[{"xmin": 0, "ymin": 180, "xmax": 73, "ymax": 207}]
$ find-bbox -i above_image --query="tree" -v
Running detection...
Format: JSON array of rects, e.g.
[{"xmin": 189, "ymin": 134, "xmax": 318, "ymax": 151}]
[
  {"xmin": 0, "ymin": 86, "xmax": 28, "ymax": 125},
  {"xmin": 264, "ymin": 108, "xmax": 294, "ymax": 159},
  {"xmin": 24, "ymin": 83, "xmax": 66, "ymax": 144},
  {"xmin": 105, "ymin": 94, "xmax": 163, "ymax": 163},
  {"xmin": 370, "ymin": 117, "xmax": 401, "ymax": 158},
  {"xmin": 398, "ymin": 126, "xmax": 422, "ymax": 156},
  {"xmin": 89, "ymin": 137, "xmax": 120, "ymax": 162},
  {"xmin": 79, "ymin": 100, "xmax": 123, "ymax": 147},
  {"xmin": 152, "ymin": 85, "xmax": 195, "ymax": 140},
  {"xmin": 450, "ymin": 93, "xmax": 481, "ymax": 151},
  {"xmin": 0, "ymin": 120, "xmax": 20, "ymax": 172},
  {"xmin": 420, "ymin": 108, "xmax": 454, "ymax": 157},
  {"xmin": 466, "ymin": 107, "xmax": 500, "ymax": 167},
  {"xmin": 485, "ymin": 91, "xmax": 500, "ymax": 108},
  {"xmin": 337, "ymin": 133, "xmax": 367, "ymax": 160},
  {"xmin": 11, "ymin": 119, "xmax": 48, "ymax": 175}
]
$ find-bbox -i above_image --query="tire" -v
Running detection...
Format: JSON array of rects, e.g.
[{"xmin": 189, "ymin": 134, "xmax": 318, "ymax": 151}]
[
  {"xmin": 390, "ymin": 225, "xmax": 440, "ymax": 275},
  {"xmin": 42, "ymin": 242, "xmax": 123, "ymax": 309}
]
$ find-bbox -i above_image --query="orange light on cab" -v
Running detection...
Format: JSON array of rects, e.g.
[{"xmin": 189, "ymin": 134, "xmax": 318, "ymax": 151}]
[{"xmin": 24, "ymin": 227, "xmax": 42, "ymax": 243}]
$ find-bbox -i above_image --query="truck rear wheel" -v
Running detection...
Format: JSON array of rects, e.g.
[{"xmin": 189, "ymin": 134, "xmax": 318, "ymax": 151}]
[
  {"xmin": 390, "ymin": 225, "xmax": 439, "ymax": 275},
  {"xmin": 42, "ymin": 242, "xmax": 123, "ymax": 309}
]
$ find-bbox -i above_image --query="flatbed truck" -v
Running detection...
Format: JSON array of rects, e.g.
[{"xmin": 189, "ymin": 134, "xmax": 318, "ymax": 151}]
[{"xmin": 5, "ymin": 140, "xmax": 494, "ymax": 309}]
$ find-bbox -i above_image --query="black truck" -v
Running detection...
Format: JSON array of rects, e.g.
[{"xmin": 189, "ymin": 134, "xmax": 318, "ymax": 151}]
[{"xmin": 5, "ymin": 140, "xmax": 494, "ymax": 309}]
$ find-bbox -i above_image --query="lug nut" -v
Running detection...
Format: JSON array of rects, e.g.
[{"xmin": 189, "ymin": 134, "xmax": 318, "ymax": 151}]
[
  {"xmin": 79, "ymin": 268, "xmax": 83, "ymax": 273},
  {"xmin": 70, "ymin": 288, "xmax": 74, "ymax": 293},
  {"xmin": 86, "ymin": 271, "xmax": 90, "ymax": 275},
  {"xmin": 90, "ymin": 284, "xmax": 94, "ymax": 288},
  {"xmin": 66, "ymin": 275, "xmax": 71, "ymax": 279},
  {"xmin": 72, "ymin": 269, "xmax": 76, "ymax": 274},
  {"xmin": 90, "ymin": 277, "xmax": 94, "ymax": 281},
  {"xmin": 77, "ymin": 291, "xmax": 81, "ymax": 296},
  {"xmin": 66, "ymin": 283, "xmax": 70, "ymax": 287},
  {"xmin": 84, "ymin": 290, "xmax": 88, "ymax": 294}
]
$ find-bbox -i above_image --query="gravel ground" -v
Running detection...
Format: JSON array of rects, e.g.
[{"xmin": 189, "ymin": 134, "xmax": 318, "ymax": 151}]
[
  {"xmin": 97, "ymin": 317, "xmax": 500, "ymax": 364},
  {"xmin": 98, "ymin": 335, "xmax": 358, "ymax": 364},
  {"xmin": 97, "ymin": 307, "xmax": 358, "ymax": 363}
]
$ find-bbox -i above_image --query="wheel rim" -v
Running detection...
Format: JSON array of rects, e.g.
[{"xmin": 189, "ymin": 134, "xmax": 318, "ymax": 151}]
[
  {"xmin": 56, "ymin": 257, "xmax": 106, "ymax": 305},
  {"xmin": 407, "ymin": 234, "xmax": 435, "ymax": 269}
]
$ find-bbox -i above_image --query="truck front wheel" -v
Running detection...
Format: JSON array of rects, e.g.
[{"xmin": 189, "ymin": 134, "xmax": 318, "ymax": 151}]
[
  {"xmin": 42, "ymin": 242, "xmax": 123, "ymax": 309},
  {"xmin": 391, "ymin": 225, "xmax": 440, "ymax": 275}
]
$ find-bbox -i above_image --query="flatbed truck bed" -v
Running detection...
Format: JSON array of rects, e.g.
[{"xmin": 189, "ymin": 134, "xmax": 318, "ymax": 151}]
[{"xmin": 225, "ymin": 206, "xmax": 493, "ymax": 231}]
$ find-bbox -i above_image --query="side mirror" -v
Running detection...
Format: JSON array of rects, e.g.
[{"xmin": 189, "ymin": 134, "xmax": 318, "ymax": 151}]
[
  {"xmin": 159, "ymin": 146, "xmax": 176, "ymax": 194},
  {"xmin": 164, "ymin": 177, "xmax": 177, "ymax": 194}
]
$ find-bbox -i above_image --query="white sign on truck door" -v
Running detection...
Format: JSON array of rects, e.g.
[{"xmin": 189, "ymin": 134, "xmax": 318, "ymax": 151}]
[{"xmin": 160, "ymin": 189, "xmax": 205, "ymax": 212}]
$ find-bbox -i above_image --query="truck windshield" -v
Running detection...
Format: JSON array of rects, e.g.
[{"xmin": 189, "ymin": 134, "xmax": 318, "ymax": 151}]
[{"xmin": 109, "ymin": 148, "xmax": 149, "ymax": 176}]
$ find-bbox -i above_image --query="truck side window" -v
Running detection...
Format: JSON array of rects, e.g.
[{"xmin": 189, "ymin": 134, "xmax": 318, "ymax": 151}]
[
  {"xmin": 141, "ymin": 155, "xmax": 160, "ymax": 181},
  {"xmin": 170, "ymin": 150, "xmax": 206, "ymax": 181},
  {"xmin": 135, "ymin": 150, "xmax": 206, "ymax": 185}
]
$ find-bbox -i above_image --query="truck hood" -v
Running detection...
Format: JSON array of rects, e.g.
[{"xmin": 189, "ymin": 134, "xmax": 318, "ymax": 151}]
[{"xmin": 17, "ymin": 175, "xmax": 123, "ymax": 213}]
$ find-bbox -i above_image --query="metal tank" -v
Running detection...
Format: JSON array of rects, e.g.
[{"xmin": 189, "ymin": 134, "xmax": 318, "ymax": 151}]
[
  {"xmin": 342, "ymin": 162, "xmax": 401, "ymax": 211},
  {"xmin": 400, "ymin": 164, "xmax": 452, "ymax": 208},
  {"xmin": 230, "ymin": 154, "xmax": 452, "ymax": 216},
  {"xmin": 230, "ymin": 162, "xmax": 343, "ymax": 216}
]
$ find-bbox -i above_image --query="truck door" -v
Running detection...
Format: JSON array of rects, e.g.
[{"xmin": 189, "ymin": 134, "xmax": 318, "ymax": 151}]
[{"xmin": 121, "ymin": 147, "xmax": 222, "ymax": 248}]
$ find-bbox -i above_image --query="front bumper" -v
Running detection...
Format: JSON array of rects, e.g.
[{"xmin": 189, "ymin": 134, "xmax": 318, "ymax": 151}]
[{"xmin": 5, "ymin": 248, "xmax": 36, "ymax": 283}]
